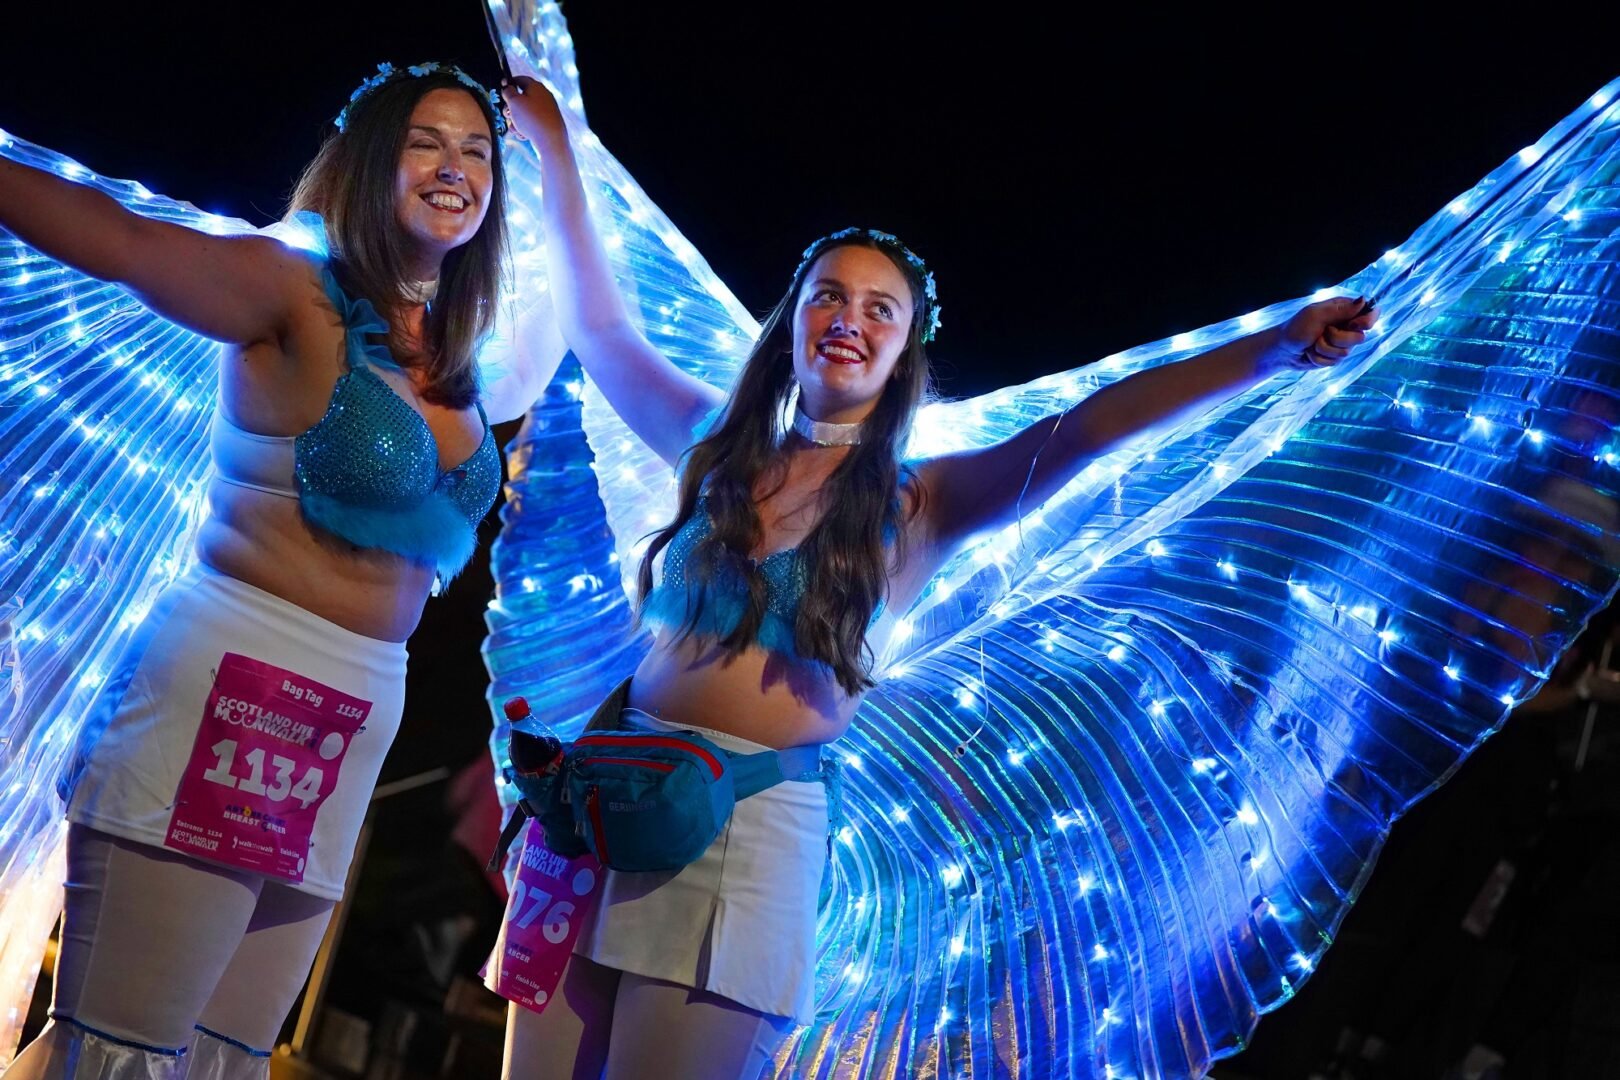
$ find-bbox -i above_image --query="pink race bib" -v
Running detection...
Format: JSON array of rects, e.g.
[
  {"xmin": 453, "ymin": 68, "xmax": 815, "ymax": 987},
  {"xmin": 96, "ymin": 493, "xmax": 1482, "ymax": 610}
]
[
  {"xmin": 165, "ymin": 652, "xmax": 370, "ymax": 882},
  {"xmin": 484, "ymin": 820, "xmax": 604, "ymax": 1013}
]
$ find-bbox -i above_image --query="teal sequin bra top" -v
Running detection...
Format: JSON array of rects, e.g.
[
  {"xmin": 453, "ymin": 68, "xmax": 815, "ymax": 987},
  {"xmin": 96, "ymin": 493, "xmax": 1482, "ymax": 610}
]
[
  {"xmin": 210, "ymin": 258, "xmax": 500, "ymax": 580},
  {"xmin": 641, "ymin": 495, "xmax": 885, "ymax": 660},
  {"xmin": 642, "ymin": 497, "xmax": 807, "ymax": 657}
]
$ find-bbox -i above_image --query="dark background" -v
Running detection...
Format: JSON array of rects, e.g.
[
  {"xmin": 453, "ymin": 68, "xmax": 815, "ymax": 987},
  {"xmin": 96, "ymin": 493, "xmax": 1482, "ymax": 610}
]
[
  {"xmin": 6, "ymin": 4, "xmax": 1619, "ymax": 1077},
  {"xmin": 5, "ymin": 6, "xmax": 1616, "ymax": 398}
]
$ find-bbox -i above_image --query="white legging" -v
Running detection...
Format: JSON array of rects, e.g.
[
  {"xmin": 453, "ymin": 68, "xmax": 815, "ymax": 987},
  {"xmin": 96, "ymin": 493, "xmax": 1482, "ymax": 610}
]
[
  {"xmin": 502, "ymin": 954, "xmax": 793, "ymax": 1080},
  {"xmin": 6, "ymin": 825, "xmax": 333, "ymax": 1079}
]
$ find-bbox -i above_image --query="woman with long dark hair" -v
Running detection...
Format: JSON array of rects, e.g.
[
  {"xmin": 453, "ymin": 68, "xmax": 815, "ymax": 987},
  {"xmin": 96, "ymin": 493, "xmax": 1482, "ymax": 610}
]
[
  {"xmin": 496, "ymin": 77, "xmax": 1375, "ymax": 1079},
  {"xmin": 0, "ymin": 63, "xmax": 562, "ymax": 1077}
]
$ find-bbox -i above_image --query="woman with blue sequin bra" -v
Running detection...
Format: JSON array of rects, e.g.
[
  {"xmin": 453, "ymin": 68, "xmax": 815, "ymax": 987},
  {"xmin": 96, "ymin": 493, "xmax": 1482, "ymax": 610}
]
[
  {"xmin": 0, "ymin": 63, "xmax": 564, "ymax": 1077},
  {"xmin": 494, "ymin": 76, "xmax": 1375, "ymax": 1080}
]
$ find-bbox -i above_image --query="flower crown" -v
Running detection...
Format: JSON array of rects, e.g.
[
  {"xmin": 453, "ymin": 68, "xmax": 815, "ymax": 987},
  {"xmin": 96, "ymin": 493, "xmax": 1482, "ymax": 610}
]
[
  {"xmin": 797, "ymin": 227, "xmax": 942, "ymax": 343},
  {"xmin": 335, "ymin": 62, "xmax": 507, "ymax": 137}
]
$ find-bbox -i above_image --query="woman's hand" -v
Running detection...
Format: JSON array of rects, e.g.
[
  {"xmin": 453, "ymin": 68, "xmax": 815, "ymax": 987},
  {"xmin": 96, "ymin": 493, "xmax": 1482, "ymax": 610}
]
[
  {"xmin": 1269, "ymin": 296, "xmax": 1378, "ymax": 372},
  {"xmin": 500, "ymin": 76, "xmax": 567, "ymax": 143}
]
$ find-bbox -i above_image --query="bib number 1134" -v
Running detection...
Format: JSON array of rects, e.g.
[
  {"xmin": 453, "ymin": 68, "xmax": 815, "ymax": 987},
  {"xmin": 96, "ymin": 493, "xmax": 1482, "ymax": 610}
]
[
  {"xmin": 200, "ymin": 739, "xmax": 324, "ymax": 808},
  {"xmin": 165, "ymin": 653, "xmax": 371, "ymax": 884}
]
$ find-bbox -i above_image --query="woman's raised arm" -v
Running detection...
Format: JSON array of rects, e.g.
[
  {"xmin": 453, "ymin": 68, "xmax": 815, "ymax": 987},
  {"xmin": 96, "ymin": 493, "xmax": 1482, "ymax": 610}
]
[{"xmin": 501, "ymin": 77, "xmax": 723, "ymax": 466}]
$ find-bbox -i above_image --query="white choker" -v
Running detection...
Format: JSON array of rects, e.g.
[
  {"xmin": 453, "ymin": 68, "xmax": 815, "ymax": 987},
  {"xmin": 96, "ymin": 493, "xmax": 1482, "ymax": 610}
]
[
  {"xmin": 791, "ymin": 406, "xmax": 864, "ymax": 447},
  {"xmin": 403, "ymin": 279, "xmax": 439, "ymax": 306}
]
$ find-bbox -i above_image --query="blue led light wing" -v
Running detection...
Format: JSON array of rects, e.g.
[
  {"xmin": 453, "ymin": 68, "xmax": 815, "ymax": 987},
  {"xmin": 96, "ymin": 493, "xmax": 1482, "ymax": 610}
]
[
  {"xmin": 797, "ymin": 87, "xmax": 1620, "ymax": 1078},
  {"xmin": 480, "ymin": 2, "xmax": 759, "ymax": 784},
  {"xmin": 485, "ymin": 7, "xmax": 1620, "ymax": 1076},
  {"xmin": 0, "ymin": 131, "xmax": 265, "ymax": 1057}
]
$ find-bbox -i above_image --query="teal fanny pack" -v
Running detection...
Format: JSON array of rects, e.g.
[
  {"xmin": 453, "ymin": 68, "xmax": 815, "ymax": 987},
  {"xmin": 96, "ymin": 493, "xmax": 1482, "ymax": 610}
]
[{"xmin": 490, "ymin": 682, "xmax": 828, "ymax": 874}]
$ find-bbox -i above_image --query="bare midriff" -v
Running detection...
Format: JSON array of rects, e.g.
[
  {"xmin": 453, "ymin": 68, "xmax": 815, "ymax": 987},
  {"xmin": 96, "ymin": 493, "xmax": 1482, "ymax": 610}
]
[
  {"xmin": 622, "ymin": 468, "xmax": 932, "ymax": 751},
  {"xmin": 625, "ymin": 636, "xmax": 856, "ymax": 750},
  {"xmin": 197, "ymin": 483, "xmax": 434, "ymax": 643},
  {"xmin": 623, "ymin": 599, "xmax": 914, "ymax": 751}
]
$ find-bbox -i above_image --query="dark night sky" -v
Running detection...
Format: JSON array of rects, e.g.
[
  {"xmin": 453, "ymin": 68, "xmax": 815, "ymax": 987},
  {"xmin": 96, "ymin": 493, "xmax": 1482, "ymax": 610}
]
[{"xmin": 5, "ymin": 5, "xmax": 1616, "ymax": 398}]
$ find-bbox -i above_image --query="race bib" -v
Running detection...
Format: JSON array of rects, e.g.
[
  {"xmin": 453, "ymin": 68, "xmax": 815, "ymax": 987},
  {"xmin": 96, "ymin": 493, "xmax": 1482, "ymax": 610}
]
[
  {"xmin": 165, "ymin": 652, "xmax": 370, "ymax": 882},
  {"xmin": 484, "ymin": 820, "xmax": 604, "ymax": 1013}
]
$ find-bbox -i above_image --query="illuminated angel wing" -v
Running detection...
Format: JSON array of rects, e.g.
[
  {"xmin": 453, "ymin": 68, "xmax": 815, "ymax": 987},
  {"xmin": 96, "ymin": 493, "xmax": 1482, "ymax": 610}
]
[
  {"xmin": 482, "ymin": 8, "xmax": 1619, "ymax": 1076},
  {"xmin": 0, "ymin": 130, "xmax": 272, "ymax": 1059},
  {"xmin": 805, "ymin": 87, "xmax": 1620, "ymax": 1079}
]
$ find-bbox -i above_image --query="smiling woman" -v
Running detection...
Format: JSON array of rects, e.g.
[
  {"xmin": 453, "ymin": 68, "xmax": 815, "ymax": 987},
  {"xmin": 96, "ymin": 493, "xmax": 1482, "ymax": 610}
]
[
  {"xmin": 287, "ymin": 71, "xmax": 510, "ymax": 411},
  {"xmin": 484, "ymin": 64, "xmax": 1381, "ymax": 1079},
  {"xmin": 0, "ymin": 59, "xmax": 566, "ymax": 1078}
]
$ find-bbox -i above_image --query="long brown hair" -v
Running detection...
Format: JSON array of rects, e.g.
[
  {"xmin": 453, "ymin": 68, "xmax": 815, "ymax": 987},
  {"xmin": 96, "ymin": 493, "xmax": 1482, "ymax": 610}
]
[
  {"xmin": 287, "ymin": 71, "xmax": 509, "ymax": 408},
  {"xmin": 638, "ymin": 234, "xmax": 936, "ymax": 694}
]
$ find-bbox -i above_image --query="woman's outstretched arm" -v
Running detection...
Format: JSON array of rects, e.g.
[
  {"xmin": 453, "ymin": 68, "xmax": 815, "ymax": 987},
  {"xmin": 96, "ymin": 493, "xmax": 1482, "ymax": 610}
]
[
  {"xmin": 913, "ymin": 297, "xmax": 1377, "ymax": 557},
  {"xmin": 502, "ymin": 77, "xmax": 723, "ymax": 466},
  {"xmin": 0, "ymin": 155, "xmax": 307, "ymax": 346}
]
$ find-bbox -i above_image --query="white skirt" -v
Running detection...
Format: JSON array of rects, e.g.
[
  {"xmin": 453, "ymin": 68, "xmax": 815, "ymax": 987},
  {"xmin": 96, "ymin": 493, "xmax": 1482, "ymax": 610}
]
[
  {"xmin": 574, "ymin": 712, "xmax": 830, "ymax": 1024},
  {"xmin": 64, "ymin": 562, "xmax": 408, "ymax": 900}
]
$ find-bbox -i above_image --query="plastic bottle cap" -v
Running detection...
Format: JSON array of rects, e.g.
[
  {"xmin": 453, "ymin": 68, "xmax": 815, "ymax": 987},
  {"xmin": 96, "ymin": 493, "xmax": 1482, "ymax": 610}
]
[{"xmin": 503, "ymin": 697, "xmax": 531, "ymax": 721}]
